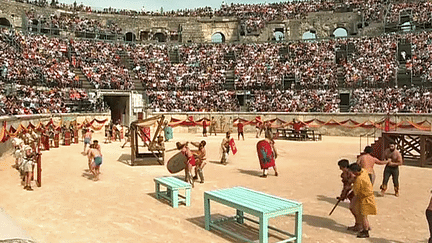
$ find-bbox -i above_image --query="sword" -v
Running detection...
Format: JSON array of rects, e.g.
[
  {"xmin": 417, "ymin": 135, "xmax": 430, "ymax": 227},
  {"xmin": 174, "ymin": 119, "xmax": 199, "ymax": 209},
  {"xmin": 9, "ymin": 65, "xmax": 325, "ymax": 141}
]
[{"xmin": 329, "ymin": 198, "xmax": 342, "ymax": 216}]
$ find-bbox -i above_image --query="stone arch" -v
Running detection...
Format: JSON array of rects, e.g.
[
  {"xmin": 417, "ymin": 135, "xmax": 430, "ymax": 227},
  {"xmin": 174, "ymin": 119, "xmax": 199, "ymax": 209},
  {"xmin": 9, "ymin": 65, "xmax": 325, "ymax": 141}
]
[
  {"xmin": 125, "ymin": 32, "xmax": 136, "ymax": 42},
  {"xmin": 0, "ymin": 18, "xmax": 11, "ymax": 27},
  {"xmin": 302, "ymin": 30, "xmax": 316, "ymax": 40},
  {"xmin": 333, "ymin": 27, "xmax": 348, "ymax": 38},
  {"xmin": 273, "ymin": 30, "xmax": 284, "ymax": 41},
  {"xmin": 154, "ymin": 32, "xmax": 167, "ymax": 42},
  {"xmin": 211, "ymin": 32, "xmax": 225, "ymax": 43}
]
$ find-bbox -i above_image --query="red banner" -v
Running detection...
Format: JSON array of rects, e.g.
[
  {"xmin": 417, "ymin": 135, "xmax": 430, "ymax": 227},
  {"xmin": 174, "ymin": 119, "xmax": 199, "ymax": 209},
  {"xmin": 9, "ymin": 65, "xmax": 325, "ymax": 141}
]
[{"xmin": 0, "ymin": 118, "xmax": 107, "ymax": 143}]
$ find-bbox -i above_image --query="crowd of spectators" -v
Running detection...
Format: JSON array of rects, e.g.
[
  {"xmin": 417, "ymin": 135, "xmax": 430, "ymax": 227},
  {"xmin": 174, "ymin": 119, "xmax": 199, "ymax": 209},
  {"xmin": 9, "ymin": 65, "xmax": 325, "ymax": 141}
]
[
  {"xmin": 0, "ymin": 83, "xmax": 91, "ymax": 115},
  {"xmin": 6, "ymin": 5, "xmax": 432, "ymax": 114},
  {"xmin": 26, "ymin": 10, "xmax": 123, "ymax": 35},
  {"xmin": 386, "ymin": 1, "xmax": 432, "ymax": 24},
  {"xmin": 407, "ymin": 31, "xmax": 432, "ymax": 82},
  {"xmin": 248, "ymin": 89, "xmax": 340, "ymax": 112},
  {"xmin": 16, "ymin": 0, "xmax": 392, "ymax": 35},
  {"xmin": 71, "ymin": 40, "xmax": 134, "ymax": 90},
  {"xmin": 245, "ymin": 87, "xmax": 432, "ymax": 113},
  {"xmin": 349, "ymin": 87, "xmax": 432, "ymax": 113},
  {"xmin": 0, "ymin": 29, "xmax": 78, "ymax": 88},
  {"xmin": 128, "ymin": 43, "xmax": 233, "ymax": 91},
  {"xmin": 21, "ymin": 0, "xmax": 432, "ymax": 36},
  {"xmin": 341, "ymin": 34, "xmax": 398, "ymax": 87},
  {"xmin": 146, "ymin": 90, "xmax": 240, "ymax": 112}
]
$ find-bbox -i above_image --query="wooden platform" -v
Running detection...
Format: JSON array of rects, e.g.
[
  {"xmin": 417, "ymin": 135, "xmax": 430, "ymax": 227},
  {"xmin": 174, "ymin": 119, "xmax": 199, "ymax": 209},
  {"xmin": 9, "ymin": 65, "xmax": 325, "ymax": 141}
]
[{"xmin": 382, "ymin": 130, "xmax": 432, "ymax": 167}]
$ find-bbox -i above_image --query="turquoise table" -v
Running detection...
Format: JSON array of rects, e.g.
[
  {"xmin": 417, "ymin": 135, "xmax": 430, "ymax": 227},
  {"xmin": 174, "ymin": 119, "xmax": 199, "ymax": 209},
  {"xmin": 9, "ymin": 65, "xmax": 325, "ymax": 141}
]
[
  {"xmin": 154, "ymin": 177, "xmax": 191, "ymax": 208},
  {"xmin": 204, "ymin": 186, "xmax": 302, "ymax": 243}
]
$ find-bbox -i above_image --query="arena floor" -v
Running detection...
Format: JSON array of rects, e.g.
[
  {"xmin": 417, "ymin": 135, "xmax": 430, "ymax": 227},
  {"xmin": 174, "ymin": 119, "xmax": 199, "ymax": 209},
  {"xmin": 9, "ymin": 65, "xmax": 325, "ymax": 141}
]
[{"xmin": 0, "ymin": 130, "xmax": 430, "ymax": 243}]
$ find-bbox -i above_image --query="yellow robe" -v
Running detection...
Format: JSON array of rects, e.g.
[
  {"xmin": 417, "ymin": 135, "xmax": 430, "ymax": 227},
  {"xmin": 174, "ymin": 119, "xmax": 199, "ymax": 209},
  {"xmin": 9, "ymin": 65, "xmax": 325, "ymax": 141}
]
[{"xmin": 353, "ymin": 169, "xmax": 377, "ymax": 216}]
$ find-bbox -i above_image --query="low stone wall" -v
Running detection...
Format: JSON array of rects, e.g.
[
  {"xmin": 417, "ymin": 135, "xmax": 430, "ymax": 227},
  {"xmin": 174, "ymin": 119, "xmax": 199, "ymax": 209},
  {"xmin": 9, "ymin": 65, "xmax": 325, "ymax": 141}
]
[
  {"xmin": 151, "ymin": 112, "xmax": 432, "ymax": 137},
  {"xmin": 0, "ymin": 113, "xmax": 110, "ymax": 157}
]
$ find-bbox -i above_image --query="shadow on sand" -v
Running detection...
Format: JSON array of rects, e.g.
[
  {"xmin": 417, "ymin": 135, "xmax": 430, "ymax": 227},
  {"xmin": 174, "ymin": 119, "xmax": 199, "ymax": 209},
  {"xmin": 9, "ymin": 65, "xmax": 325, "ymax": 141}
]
[
  {"xmin": 237, "ymin": 169, "xmax": 262, "ymax": 177},
  {"xmin": 81, "ymin": 170, "xmax": 94, "ymax": 180},
  {"xmin": 302, "ymin": 214, "xmax": 354, "ymax": 235},
  {"xmin": 117, "ymin": 153, "xmax": 131, "ymax": 165},
  {"xmin": 208, "ymin": 160, "xmax": 226, "ymax": 165},
  {"xmin": 366, "ymin": 238, "xmax": 406, "ymax": 243},
  {"xmin": 187, "ymin": 214, "xmax": 285, "ymax": 243},
  {"xmin": 317, "ymin": 195, "xmax": 349, "ymax": 210}
]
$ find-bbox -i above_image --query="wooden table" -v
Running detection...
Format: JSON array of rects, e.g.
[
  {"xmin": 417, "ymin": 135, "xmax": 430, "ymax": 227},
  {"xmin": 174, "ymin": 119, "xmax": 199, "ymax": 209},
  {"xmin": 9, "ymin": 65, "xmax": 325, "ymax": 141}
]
[
  {"xmin": 204, "ymin": 186, "xmax": 302, "ymax": 243},
  {"xmin": 276, "ymin": 128, "xmax": 321, "ymax": 141},
  {"xmin": 154, "ymin": 177, "xmax": 191, "ymax": 208}
]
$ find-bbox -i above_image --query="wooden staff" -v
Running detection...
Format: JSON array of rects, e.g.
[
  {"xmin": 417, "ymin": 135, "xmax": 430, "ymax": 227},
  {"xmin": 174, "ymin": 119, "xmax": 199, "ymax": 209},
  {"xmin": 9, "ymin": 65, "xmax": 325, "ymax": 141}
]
[{"xmin": 329, "ymin": 198, "xmax": 342, "ymax": 216}]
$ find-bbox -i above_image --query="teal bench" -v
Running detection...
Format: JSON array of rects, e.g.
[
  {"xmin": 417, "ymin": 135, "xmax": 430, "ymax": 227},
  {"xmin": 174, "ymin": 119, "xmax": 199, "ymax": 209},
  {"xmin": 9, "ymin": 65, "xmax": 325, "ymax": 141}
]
[
  {"xmin": 204, "ymin": 186, "xmax": 302, "ymax": 243},
  {"xmin": 154, "ymin": 177, "xmax": 192, "ymax": 208}
]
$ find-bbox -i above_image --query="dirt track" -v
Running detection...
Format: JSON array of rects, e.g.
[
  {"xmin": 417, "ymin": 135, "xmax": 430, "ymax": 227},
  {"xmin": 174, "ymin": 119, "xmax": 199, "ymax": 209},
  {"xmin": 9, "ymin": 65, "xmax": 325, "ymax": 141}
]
[{"xmin": 0, "ymin": 130, "xmax": 430, "ymax": 243}]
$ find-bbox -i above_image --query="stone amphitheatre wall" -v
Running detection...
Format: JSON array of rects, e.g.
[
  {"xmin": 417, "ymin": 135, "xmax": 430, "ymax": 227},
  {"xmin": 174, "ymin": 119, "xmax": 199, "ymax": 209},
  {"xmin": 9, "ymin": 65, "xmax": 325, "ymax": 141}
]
[
  {"xmin": 0, "ymin": 0, "xmax": 382, "ymax": 42},
  {"xmin": 151, "ymin": 112, "xmax": 432, "ymax": 137},
  {"xmin": 0, "ymin": 112, "xmax": 110, "ymax": 157}
]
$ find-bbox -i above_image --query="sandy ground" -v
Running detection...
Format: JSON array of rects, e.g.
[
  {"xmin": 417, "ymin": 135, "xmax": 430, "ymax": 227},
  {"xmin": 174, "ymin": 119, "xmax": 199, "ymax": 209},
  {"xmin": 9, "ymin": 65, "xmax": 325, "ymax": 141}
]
[{"xmin": 0, "ymin": 130, "xmax": 430, "ymax": 243}]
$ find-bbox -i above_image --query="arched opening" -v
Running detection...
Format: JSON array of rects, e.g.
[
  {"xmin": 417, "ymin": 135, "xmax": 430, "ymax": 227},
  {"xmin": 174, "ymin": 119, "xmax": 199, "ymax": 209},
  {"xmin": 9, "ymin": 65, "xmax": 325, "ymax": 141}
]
[
  {"xmin": 125, "ymin": 32, "xmax": 136, "ymax": 42},
  {"xmin": 401, "ymin": 21, "xmax": 414, "ymax": 32},
  {"xmin": 211, "ymin": 32, "xmax": 225, "ymax": 43},
  {"xmin": 273, "ymin": 31, "xmax": 284, "ymax": 41},
  {"xmin": 30, "ymin": 19, "xmax": 38, "ymax": 26},
  {"xmin": 0, "ymin": 18, "xmax": 11, "ymax": 27},
  {"xmin": 333, "ymin": 27, "xmax": 348, "ymax": 38},
  {"xmin": 302, "ymin": 30, "xmax": 316, "ymax": 40},
  {"xmin": 153, "ymin": 33, "xmax": 167, "ymax": 42}
]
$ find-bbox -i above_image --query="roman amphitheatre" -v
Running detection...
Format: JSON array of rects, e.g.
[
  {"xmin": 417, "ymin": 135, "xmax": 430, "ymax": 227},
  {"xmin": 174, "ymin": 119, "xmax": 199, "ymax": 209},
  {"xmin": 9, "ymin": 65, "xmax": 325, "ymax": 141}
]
[{"xmin": 1, "ymin": 0, "xmax": 432, "ymax": 242}]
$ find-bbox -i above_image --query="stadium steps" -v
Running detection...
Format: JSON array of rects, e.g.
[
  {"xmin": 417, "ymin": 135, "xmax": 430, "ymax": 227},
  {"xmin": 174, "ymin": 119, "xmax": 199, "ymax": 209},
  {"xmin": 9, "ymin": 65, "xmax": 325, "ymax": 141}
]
[
  {"xmin": 337, "ymin": 66, "xmax": 346, "ymax": 88},
  {"xmin": 224, "ymin": 69, "xmax": 236, "ymax": 90},
  {"xmin": 358, "ymin": 136, "xmax": 384, "ymax": 160},
  {"xmin": 283, "ymin": 74, "xmax": 295, "ymax": 89},
  {"xmin": 118, "ymin": 50, "xmax": 145, "ymax": 91},
  {"xmin": 412, "ymin": 75, "xmax": 422, "ymax": 87},
  {"xmin": 339, "ymin": 104, "xmax": 350, "ymax": 112},
  {"xmin": 169, "ymin": 48, "xmax": 180, "ymax": 64},
  {"xmin": 279, "ymin": 46, "xmax": 289, "ymax": 62},
  {"xmin": 73, "ymin": 68, "xmax": 92, "ymax": 90},
  {"xmin": 397, "ymin": 65, "xmax": 411, "ymax": 87},
  {"xmin": 224, "ymin": 51, "xmax": 236, "ymax": 62}
]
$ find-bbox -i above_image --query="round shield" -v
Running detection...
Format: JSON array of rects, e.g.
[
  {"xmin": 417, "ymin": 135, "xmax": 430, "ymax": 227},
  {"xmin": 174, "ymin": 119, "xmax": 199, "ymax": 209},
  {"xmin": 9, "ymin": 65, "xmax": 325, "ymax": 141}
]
[{"xmin": 167, "ymin": 152, "xmax": 187, "ymax": 174}]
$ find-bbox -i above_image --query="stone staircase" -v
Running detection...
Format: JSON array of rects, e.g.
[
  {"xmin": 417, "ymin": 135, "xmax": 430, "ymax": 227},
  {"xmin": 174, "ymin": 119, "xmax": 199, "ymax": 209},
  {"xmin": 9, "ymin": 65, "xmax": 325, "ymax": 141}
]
[
  {"xmin": 118, "ymin": 50, "xmax": 145, "ymax": 91},
  {"xmin": 73, "ymin": 67, "xmax": 92, "ymax": 90},
  {"xmin": 224, "ymin": 69, "xmax": 236, "ymax": 90},
  {"xmin": 358, "ymin": 136, "xmax": 384, "ymax": 160},
  {"xmin": 339, "ymin": 104, "xmax": 350, "ymax": 112},
  {"xmin": 223, "ymin": 51, "xmax": 236, "ymax": 90},
  {"xmin": 224, "ymin": 50, "xmax": 236, "ymax": 62},
  {"xmin": 169, "ymin": 48, "xmax": 180, "ymax": 64},
  {"xmin": 412, "ymin": 75, "xmax": 423, "ymax": 87},
  {"xmin": 336, "ymin": 66, "xmax": 346, "ymax": 88},
  {"xmin": 69, "ymin": 45, "xmax": 93, "ymax": 90},
  {"xmin": 279, "ymin": 46, "xmax": 289, "ymax": 62},
  {"xmin": 397, "ymin": 64, "xmax": 411, "ymax": 87},
  {"xmin": 283, "ymin": 74, "xmax": 296, "ymax": 89}
]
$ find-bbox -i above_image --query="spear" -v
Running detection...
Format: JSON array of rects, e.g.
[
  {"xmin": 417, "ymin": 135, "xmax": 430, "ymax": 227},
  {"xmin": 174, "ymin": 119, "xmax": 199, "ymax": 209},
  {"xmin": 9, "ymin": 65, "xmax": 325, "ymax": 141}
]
[{"xmin": 329, "ymin": 197, "xmax": 342, "ymax": 216}]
